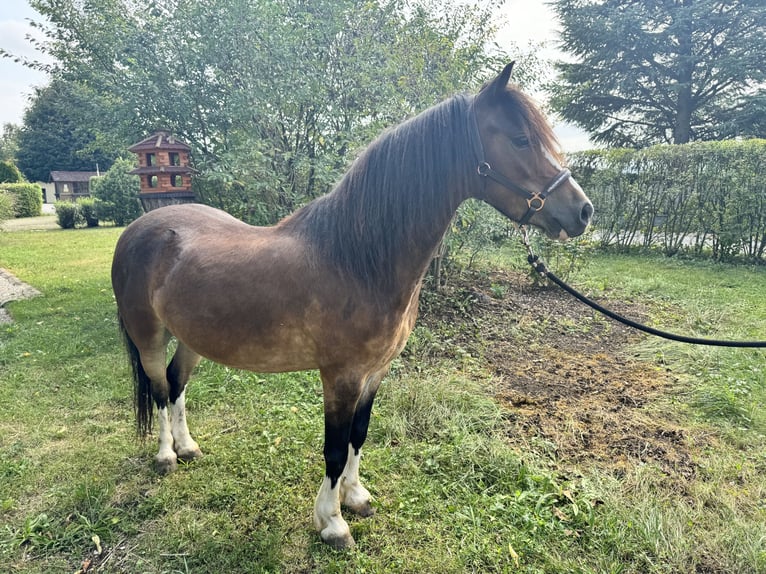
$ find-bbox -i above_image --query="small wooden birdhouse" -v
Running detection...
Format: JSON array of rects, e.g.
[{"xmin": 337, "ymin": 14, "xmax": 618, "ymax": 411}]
[{"xmin": 128, "ymin": 130, "xmax": 195, "ymax": 211}]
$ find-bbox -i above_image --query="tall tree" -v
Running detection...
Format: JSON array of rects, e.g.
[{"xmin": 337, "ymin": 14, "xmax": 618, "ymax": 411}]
[
  {"xmin": 15, "ymin": 78, "xmax": 120, "ymax": 182},
  {"xmin": 0, "ymin": 124, "xmax": 21, "ymax": 162},
  {"xmin": 550, "ymin": 0, "xmax": 766, "ymax": 147},
  {"xmin": 9, "ymin": 0, "xmax": 537, "ymax": 222}
]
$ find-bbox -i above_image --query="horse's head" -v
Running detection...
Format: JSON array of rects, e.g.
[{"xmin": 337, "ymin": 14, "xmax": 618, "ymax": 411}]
[{"xmin": 470, "ymin": 63, "xmax": 593, "ymax": 239}]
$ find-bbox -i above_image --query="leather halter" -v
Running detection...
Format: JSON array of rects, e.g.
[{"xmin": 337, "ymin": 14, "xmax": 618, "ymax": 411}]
[{"xmin": 467, "ymin": 101, "xmax": 571, "ymax": 226}]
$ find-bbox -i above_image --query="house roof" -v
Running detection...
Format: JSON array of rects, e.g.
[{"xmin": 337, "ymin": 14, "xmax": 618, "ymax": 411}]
[
  {"xmin": 128, "ymin": 131, "xmax": 191, "ymax": 153},
  {"xmin": 50, "ymin": 171, "xmax": 99, "ymax": 183}
]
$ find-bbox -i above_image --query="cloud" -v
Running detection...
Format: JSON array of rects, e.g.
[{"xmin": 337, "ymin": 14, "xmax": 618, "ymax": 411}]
[
  {"xmin": 0, "ymin": 16, "xmax": 49, "ymax": 126},
  {"xmin": 0, "ymin": 19, "xmax": 45, "ymax": 61}
]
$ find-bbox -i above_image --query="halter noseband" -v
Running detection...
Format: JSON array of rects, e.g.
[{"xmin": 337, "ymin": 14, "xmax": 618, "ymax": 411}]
[{"xmin": 467, "ymin": 101, "xmax": 571, "ymax": 226}]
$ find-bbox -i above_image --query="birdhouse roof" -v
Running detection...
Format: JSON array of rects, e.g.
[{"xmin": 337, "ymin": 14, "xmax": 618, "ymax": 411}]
[{"xmin": 128, "ymin": 131, "xmax": 191, "ymax": 153}]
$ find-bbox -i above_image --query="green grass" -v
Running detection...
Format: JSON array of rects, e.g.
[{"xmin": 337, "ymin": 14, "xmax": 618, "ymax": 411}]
[
  {"xmin": 1, "ymin": 229, "xmax": 765, "ymax": 573},
  {"xmin": 572, "ymin": 253, "xmax": 766, "ymax": 432}
]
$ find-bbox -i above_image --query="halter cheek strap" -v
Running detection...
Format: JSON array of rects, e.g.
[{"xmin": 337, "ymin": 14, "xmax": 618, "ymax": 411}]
[
  {"xmin": 467, "ymin": 100, "xmax": 571, "ymax": 225},
  {"xmin": 478, "ymin": 162, "xmax": 571, "ymax": 225}
]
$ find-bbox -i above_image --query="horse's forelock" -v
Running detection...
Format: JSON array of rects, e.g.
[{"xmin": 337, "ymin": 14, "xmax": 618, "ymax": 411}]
[{"xmin": 505, "ymin": 86, "xmax": 565, "ymax": 165}]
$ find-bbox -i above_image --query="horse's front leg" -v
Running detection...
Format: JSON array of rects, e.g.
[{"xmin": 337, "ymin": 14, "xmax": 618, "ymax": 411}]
[
  {"xmin": 313, "ymin": 373, "xmax": 362, "ymax": 549},
  {"xmin": 339, "ymin": 371, "xmax": 384, "ymax": 517}
]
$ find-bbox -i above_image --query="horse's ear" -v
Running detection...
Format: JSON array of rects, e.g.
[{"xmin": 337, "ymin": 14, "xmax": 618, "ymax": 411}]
[{"xmin": 482, "ymin": 62, "xmax": 515, "ymax": 98}]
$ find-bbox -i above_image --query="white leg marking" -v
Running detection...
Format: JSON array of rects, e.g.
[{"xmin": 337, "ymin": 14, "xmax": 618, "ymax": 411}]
[
  {"xmin": 169, "ymin": 390, "xmax": 201, "ymax": 460},
  {"xmin": 314, "ymin": 476, "xmax": 354, "ymax": 548},
  {"xmin": 340, "ymin": 444, "xmax": 373, "ymax": 516},
  {"xmin": 155, "ymin": 406, "xmax": 178, "ymax": 473}
]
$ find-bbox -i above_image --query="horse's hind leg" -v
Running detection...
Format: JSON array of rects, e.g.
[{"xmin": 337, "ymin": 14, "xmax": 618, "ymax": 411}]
[
  {"xmin": 134, "ymin": 335, "xmax": 179, "ymax": 474},
  {"xmin": 139, "ymin": 339, "xmax": 202, "ymax": 473},
  {"xmin": 167, "ymin": 342, "xmax": 203, "ymax": 462}
]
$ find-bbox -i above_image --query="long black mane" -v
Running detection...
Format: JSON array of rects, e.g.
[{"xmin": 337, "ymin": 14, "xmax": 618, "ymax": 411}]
[{"xmin": 281, "ymin": 94, "xmax": 477, "ymax": 293}]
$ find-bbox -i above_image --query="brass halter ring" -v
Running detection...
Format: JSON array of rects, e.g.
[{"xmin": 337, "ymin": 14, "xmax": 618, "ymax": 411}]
[{"xmin": 526, "ymin": 193, "xmax": 545, "ymax": 211}]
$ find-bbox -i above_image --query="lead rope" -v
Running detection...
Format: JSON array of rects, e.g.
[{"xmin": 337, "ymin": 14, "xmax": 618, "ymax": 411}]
[{"xmin": 518, "ymin": 226, "xmax": 766, "ymax": 348}]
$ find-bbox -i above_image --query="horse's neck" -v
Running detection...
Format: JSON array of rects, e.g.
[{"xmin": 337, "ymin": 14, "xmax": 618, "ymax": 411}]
[
  {"xmin": 387, "ymin": 187, "xmax": 466, "ymax": 300},
  {"xmin": 282, "ymin": 99, "xmax": 475, "ymax": 303}
]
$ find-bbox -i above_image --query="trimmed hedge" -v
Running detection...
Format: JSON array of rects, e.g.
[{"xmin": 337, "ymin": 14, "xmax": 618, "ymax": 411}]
[
  {"xmin": 54, "ymin": 198, "xmax": 103, "ymax": 229},
  {"xmin": 0, "ymin": 191, "xmax": 14, "ymax": 223},
  {"xmin": 569, "ymin": 140, "xmax": 766, "ymax": 261},
  {"xmin": 77, "ymin": 197, "xmax": 99, "ymax": 227},
  {"xmin": 0, "ymin": 182, "xmax": 43, "ymax": 218}
]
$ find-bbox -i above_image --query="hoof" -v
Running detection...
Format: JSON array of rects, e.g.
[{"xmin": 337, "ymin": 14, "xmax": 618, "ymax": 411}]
[
  {"xmin": 345, "ymin": 500, "xmax": 375, "ymax": 518},
  {"xmin": 321, "ymin": 529, "xmax": 356, "ymax": 550},
  {"xmin": 155, "ymin": 456, "xmax": 178, "ymax": 475},
  {"xmin": 177, "ymin": 447, "xmax": 203, "ymax": 462}
]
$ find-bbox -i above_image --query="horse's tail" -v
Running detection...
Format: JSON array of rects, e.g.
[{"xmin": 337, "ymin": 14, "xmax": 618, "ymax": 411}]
[{"xmin": 118, "ymin": 314, "xmax": 154, "ymax": 437}]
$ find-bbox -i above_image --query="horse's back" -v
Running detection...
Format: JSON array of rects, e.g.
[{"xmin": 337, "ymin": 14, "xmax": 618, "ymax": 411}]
[{"xmin": 116, "ymin": 204, "xmax": 250, "ymax": 248}]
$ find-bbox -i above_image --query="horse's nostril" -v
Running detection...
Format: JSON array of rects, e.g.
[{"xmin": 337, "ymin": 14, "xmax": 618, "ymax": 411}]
[{"xmin": 581, "ymin": 202, "xmax": 594, "ymax": 224}]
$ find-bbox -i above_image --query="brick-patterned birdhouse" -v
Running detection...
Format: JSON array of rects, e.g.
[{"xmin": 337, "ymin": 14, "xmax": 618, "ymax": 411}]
[{"xmin": 128, "ymin": 130, "xmax": 195, "ymax": 211}]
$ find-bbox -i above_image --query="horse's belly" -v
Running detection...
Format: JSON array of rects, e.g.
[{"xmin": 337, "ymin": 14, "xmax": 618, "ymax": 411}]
[
  {"xmin": 217, "ymin": 338, "xmax": 320, "ymax": 373},
  {"xmin": 173, "ymin": 322, "xmax": 321, "ymax": 374}
]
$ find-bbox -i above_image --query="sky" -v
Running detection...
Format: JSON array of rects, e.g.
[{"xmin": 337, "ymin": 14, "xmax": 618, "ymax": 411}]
[{"xmin": 0, "ymin": 0, "xmax": 592, "ymax": 151}]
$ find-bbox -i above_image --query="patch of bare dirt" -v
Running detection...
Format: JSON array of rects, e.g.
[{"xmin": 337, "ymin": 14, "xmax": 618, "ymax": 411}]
[{"xmin": 416, "ymin": 268, "xmax": 699, "ymax": 478}]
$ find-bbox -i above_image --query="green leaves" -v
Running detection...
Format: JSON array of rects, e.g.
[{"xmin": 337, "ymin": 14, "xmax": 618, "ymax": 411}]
[
  {"xmin": 550, "ymin": 0, "xmax": 766, "ymax": 146},
  {"xmin": 0, "ymin": 182, "xmax": 42, "ymax": 218},
  {"xmin": 15, "ymin": 78, "xmax": 120, "ymax": 182},
  {"xmin": 570, "ymin": 140, "xmax": 766, "ymax": 261},
  {"xmin": 20, "ymin": 0, "xmax": 512, "ymax": 224},
  {"xmin": 89, "ymin": 158, "xmax": 142, "ymax": 227}
]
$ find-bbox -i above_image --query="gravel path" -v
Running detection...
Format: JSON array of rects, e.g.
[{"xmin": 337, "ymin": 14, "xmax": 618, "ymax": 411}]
[
  {"xmin": 1, "ymin": 207, "xmax": 54, "ymax": 322},
  {"xmin": 0, "ymin": 268, "xmax": 41, "ymax": 324}
]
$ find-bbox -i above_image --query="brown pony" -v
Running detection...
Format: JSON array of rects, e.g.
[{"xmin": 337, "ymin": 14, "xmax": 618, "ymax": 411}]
[{"xmin": 111, "ymin": 63, "xmax": 592, "ymax": 549}]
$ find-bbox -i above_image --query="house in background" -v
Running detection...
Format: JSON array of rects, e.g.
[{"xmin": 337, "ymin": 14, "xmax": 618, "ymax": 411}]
[
  {"xmin": 50, "ymin": 171, "xmax": 99, "ymax": 202},
  {"xmin": 37, "ymin": 182, "xmax": 56, "ymax": 204}
]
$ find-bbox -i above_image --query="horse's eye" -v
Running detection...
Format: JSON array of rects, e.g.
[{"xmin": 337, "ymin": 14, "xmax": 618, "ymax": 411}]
[{"xmin": 511, "ymin": 135, "xmax": 530, "ymax": 148}]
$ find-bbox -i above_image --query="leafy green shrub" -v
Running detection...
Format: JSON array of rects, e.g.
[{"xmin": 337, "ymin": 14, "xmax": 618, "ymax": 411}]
[
  {"xmin": 0, "ymin": 182, "xmax": 42, "ymax": 217},
  {"xmin": 90, "ymin": 158, "xmax": 142, "ymax": 226},
  {"xmin": 76, "ymin": 197, "xmax": 99, "ymax": 227},
  {"xmin": 526, "ymin": 228, "xmax": 595, "ymax": 285},
  {"xmin": 430, "ymin": 200, "xmax": 516, "ymax": 288},
  {"xmin": 570, "ymin": 139, "xmax": 766, "ymax": 262},
  {"xmin": 55, "ymin": 201, "xmax": 82, "ymax": 229},
  {"xmin": 0, "ymin": 160, "xmax": 24, "ymax": 183}
]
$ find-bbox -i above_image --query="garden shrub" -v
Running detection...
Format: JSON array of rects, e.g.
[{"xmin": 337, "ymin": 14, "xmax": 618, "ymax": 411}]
[
  {"xmin": 569, "ymin": 139, "xmax": 766, "ymax": 262},
  {"xmin": 0, "ymin": 191, "xmax": 14, "ymax": 223},
  {"xmin": 0, "ymin": 160, "xmax": 24, "ymax": 184},
  {"xmin": 76, "ymin": 197, "xmax": 99, "ymax": 227},
  {"xmin": 55, "ymin": 201, "xmax": 82, "ymax": 229},
  {"xmin": 91, "ymin": 158, "xmax": 142, "ymax": 226},
  {"xmin": 0, "ymin": 182, "xmax": 42, "ymax": 217}
]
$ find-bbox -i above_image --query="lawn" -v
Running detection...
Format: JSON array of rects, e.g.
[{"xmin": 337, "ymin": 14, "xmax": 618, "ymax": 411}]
[{"xmin": 1, "ymin": 226, "xmax": 764, "ymax": 573}]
